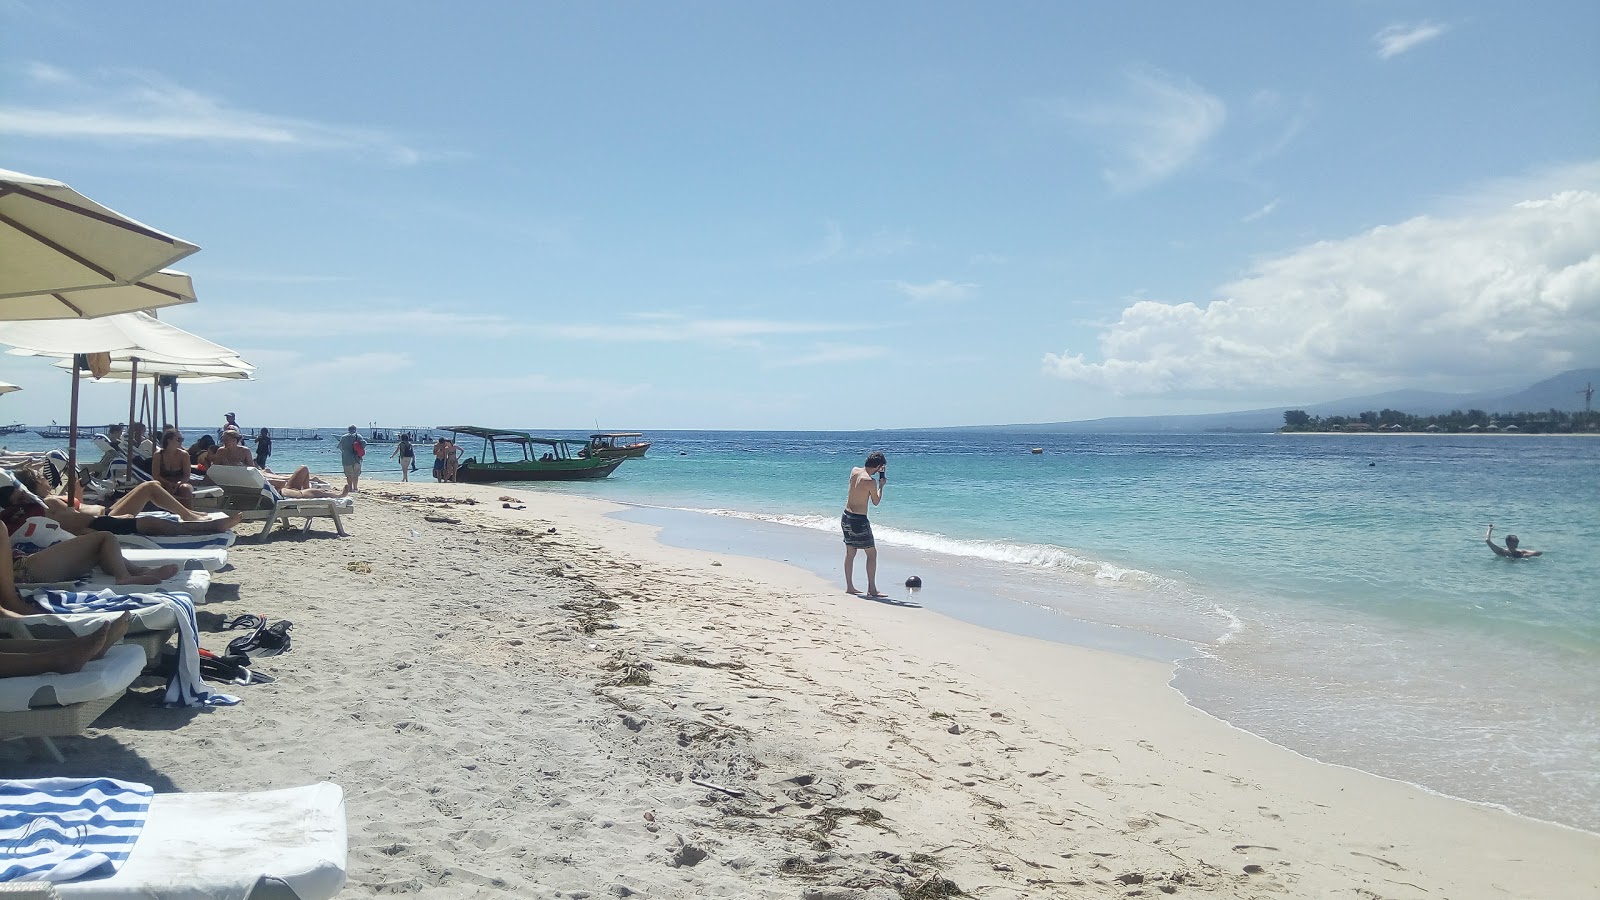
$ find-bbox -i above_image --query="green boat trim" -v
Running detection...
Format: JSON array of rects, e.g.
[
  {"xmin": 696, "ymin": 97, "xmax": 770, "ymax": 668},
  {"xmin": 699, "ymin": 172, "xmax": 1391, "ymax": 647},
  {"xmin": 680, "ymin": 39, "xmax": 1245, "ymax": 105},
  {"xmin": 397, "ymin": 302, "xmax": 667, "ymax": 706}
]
[{"xmin": 438, "ymin": 425, "xmax": 627, "ymax": 482}]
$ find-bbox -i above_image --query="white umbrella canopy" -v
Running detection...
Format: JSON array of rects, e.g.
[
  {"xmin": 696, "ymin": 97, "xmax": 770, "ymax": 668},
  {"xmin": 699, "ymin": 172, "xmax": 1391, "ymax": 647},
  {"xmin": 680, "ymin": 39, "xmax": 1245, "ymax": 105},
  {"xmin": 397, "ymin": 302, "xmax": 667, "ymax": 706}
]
[
  {"xmin": 0, "ymin": 269, "xmax": 197, "ymax": 321},
  {"xmin": 51, "ymin": 357, "xmax": 253, "ymax": 381},
  {"xmin": 0, "ymin": 310, "xmax": 247, "ymax": 366},
  {"xmin": 0, "ymin": 311, "xmax": 249, "ymax": 498},
  {"xmin": 0, "ymin": 381, "xmax": 19, "ymax": 395},
  {"xmin": 0, "ymin": 168, "xmax": 200, "ymax": 302}
]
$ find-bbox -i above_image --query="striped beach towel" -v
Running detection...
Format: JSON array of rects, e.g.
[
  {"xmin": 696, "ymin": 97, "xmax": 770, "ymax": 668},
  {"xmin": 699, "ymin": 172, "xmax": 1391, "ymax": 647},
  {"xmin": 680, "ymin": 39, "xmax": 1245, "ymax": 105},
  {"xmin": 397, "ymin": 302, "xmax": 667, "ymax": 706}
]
[
  {"xmin": 31, "ymin": 590, "xmax": 240, "ymax": 708},
  {"xmin": 0, "ymin": 778, "xmax": 152, "ymax": 883},
  {"xmin": 130, "ymin": 512, "xmax": 235, "ymax": 550}
]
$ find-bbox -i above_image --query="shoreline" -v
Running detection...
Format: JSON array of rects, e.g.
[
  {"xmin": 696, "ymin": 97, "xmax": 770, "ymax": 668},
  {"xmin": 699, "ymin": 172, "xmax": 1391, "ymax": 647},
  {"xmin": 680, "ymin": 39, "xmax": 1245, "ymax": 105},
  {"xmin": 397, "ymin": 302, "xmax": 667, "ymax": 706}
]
[{"xmin": 7, "ymin": 479, "xmax": 1594, "ymax": 897}]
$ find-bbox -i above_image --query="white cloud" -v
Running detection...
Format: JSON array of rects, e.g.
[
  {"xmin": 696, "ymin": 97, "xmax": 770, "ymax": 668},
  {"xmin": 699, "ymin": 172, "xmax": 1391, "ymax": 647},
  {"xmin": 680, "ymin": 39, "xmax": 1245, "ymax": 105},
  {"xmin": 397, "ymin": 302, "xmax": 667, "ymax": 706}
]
[
  {"xmin": 1043, "ymin": 188, "xmax": 1600, "ymax": 394},
  {"xmin": 763, "ymin": 343, "xmax": 889, "ymax": 369},
  {"xmin": 171, "ymin": 307, "xmax": 507, "ymax": 341},
  {"xmin": 803, "ymin": 220, "xmax": 915, "ymax": 264},
  {"xmin": 0, "ymin": 64, "xmax": 424, "ymax": 164},
  {"xmin": 294, "ymin": 351, "xmax": 413, "ymax": 380},
  {"xmin": 536, "ymin": 316, "xmax": 862, "ymax": 343},
  {"xmin": 1375, "ymin": 22, "xmax": 1449, "ymax": 59},
  {"xmin": 1242, "ymin": 199, "xmax": 1280, "ymax": 223},
  {"xmin": 1052, "ymin": 66, "xmax": 1226, "ymax": 190},
  {"xmin": 892, "ymin": 279, "xmax": 977, "ymax": 304}
]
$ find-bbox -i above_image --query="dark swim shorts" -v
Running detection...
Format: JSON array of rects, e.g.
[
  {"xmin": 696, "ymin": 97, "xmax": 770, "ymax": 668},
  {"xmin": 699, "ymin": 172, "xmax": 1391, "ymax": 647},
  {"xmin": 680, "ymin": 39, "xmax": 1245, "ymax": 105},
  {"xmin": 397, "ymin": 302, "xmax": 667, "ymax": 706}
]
[
  {"xmin": 433, "ymin": 458, "xmax": 446, "ymax": 478},
  {"xmin": 841, "ymin": 511, "xmax": 874, "ymax": 549},
  {"xmin": 90, "ymin": 515, "xmax": 139, "ymax": 536}
]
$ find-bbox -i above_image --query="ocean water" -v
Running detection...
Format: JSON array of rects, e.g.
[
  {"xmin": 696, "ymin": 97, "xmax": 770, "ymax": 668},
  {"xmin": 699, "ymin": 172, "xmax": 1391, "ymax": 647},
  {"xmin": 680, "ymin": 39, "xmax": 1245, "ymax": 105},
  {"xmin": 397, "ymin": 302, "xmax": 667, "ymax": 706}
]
[{"xmin": 8, "ymin": 427, "xmax": 1597, "ymax": 831}]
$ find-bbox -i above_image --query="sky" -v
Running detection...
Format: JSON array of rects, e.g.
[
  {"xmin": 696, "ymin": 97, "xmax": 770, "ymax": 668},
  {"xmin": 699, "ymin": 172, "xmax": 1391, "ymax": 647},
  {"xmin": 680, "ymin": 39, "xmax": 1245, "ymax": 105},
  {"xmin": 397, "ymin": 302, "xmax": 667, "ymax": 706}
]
[{"xmin": 1, "ymin": 1, "xmax": 1597, "ymax": 430}]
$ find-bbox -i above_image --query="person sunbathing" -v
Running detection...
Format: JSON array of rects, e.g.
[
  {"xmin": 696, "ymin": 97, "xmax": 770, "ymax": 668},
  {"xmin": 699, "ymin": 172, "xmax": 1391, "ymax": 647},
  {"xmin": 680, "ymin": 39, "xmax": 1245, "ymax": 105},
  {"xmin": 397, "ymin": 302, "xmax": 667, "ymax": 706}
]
[
  {"xmin": 209, "ymin": 462, "xmax": 350, "ymax": 498},
  {"xmin": 11, "ymin": 471, "xmax": 241, "ymax": 539},
  {"xmin": 208, "ymin": 428, "xmax": 253, "ymax": 467},
  {"xmin": 155, "ymin": 429, "xmax": 196, "ymax": 504},
  {"xmin": 0, "ymin": 613, "xmax": 131, "ymax": 675},
  {"xmin": 0, "ymin": 522, "xmax": 178, "ymax": 617}
]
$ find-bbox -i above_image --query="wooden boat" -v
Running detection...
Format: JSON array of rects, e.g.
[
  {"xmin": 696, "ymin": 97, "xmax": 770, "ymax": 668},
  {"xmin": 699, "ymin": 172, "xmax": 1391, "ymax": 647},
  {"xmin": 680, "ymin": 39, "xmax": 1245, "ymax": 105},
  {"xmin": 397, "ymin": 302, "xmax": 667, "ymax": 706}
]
[
  {"xmin": 441, "ymin": 426, "xmax": 626, "ymax": 482},
  {"xmin": 585, "ymin": 432, "xmax": 651, "ymax": 459}
]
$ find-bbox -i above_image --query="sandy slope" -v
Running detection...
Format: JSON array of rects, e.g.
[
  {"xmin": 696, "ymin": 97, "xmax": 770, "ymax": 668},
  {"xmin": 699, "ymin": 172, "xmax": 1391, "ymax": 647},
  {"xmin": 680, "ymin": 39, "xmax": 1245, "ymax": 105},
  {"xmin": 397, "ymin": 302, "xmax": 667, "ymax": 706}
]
[{"xmin": 4, "ymin": 480, "xmax": 1595, "ymax": 899}]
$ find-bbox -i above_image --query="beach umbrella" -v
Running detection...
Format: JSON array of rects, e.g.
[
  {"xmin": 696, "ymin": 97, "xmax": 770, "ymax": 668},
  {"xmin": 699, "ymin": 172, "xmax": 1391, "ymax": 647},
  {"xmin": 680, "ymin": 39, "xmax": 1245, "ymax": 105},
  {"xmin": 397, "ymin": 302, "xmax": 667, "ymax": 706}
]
[
  {"xmin": 0, "ymin": 168, "xmax": 199, "ymax": 302},
  {"xmin": 0, "ymin": 269, "xmax": 197, "ymax": 321},
  {"xmin": 0, "ymin": 381, "xmax": 18, "ymax": 395},
  {"xmin": 0, "ymin": 311, "xmax": 248, "ymax": 499}
]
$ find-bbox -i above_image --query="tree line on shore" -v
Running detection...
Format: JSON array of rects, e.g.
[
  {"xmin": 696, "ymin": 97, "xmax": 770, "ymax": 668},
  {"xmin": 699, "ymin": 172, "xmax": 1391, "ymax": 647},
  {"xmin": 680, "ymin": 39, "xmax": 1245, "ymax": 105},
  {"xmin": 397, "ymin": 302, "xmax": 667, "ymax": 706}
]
[{"xmin": 1280, "ymin": 408, "xmax": 1597, "ymax": 434}]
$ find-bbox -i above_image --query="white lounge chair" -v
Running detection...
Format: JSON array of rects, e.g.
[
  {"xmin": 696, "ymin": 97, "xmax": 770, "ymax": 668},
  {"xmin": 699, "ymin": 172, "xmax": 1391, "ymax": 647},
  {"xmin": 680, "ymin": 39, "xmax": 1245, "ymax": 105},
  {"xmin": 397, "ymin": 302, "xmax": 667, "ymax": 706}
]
[
  {"xmin": 0, "ymin": 644, "xmax": 145, "ymax": 762},
  {"xmin": 1, "ymin": 606, "xmax": 178, "ymax": 663},
  {"xmin": 203, "ymin": 466, "xmax": 352, "ymax": 540},
  {"xmin": 21, "ymin": 570, "xmax": 212, "ymax": 605},
  {"xmin": 11, "ymin": 782, "xmax": 348, "ymax": 900},
  {"xmin": 117, "ymin": 547, "xmax": 228, "ymax": 573}
]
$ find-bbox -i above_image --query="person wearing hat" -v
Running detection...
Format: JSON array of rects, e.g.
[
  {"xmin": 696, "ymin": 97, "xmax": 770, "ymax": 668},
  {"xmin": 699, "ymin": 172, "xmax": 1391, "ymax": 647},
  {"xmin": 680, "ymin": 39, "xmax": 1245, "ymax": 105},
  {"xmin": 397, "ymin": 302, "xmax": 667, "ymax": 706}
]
[
  {"xmin": 223, "ymin": 411, "xmax": 240, "ymax": 433},
  {"xmin": 337, "ymin": 425, "xmax": 365, "ymax": 492}
]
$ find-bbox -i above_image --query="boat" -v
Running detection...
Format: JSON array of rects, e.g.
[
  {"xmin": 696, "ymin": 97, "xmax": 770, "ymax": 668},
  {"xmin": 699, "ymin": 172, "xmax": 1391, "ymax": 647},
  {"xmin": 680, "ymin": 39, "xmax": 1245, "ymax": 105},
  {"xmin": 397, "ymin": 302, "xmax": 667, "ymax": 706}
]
[
  {"xmin": 31, "ymin": 424, "xmax": 110, "ymax": 440},
  {"xmin": 585, "ymin": 432, "xmax": 651, "ymax": 459},
  {"xmin": 441, "ymin": 426, "xmax": 627, "ymax": 482},
  {"xmin": 0, "ymin": 423, "xmax": 26, "ymax": 435},
  {"xmin": 364, "ymin": 425, "xmax": 436, "ymax": 444}
]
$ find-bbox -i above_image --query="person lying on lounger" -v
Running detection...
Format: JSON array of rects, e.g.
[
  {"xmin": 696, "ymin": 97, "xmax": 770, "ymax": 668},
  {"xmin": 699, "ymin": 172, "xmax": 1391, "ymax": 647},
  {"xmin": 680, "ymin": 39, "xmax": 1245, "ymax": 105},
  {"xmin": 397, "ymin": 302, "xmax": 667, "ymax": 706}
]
[
  {"xmin": 10, "ymin": 471, "xmax": 241, "ymax": 539},
  {"xmin": 207, "ymin": 462, "xmax": 351, "ymax": 498},
  {"xmin": 0, "ymin": 612, "xmax": 131, "ymax": 675},
  {"xmin": 0, "ymin": 520, "xmax": 179, "ymax": 617}
]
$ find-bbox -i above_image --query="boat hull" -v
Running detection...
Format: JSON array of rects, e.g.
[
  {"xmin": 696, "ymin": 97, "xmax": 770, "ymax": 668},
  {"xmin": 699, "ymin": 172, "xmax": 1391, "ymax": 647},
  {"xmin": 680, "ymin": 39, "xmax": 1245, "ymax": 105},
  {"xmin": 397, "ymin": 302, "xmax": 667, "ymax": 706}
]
[{"xmin": 456, "ymin": 458, "xmax": 625, "ymax": 483}]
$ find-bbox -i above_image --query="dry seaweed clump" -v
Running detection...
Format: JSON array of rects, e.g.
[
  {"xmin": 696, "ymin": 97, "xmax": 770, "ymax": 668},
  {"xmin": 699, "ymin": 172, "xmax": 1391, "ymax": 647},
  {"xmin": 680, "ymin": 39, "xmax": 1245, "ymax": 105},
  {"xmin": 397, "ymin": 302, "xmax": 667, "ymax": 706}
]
[
  {"xmin": 899, "ymin": 873, "xmax": 965, "ymax": 899},
  {"xmin": 660, "ymin": 654, "xmax": 746, "ymax": 670},
  {"xmin": 600, "ymin": 652, "xmax": 654, "ymax": 687}
]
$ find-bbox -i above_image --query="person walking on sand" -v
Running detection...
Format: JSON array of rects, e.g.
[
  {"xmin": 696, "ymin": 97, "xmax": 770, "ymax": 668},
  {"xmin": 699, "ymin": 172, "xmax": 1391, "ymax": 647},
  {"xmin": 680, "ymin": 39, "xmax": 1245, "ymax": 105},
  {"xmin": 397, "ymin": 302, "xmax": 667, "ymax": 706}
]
[
  {"xmin": 842, "ymin": 451, "xmax": 887, "ymax": 598},
  {"xmin": 1486, "ymin": 524, "xmax": 1542, "ymax": 558},
  {"xmin": 391, "ymin": 433, "xmax": 416, "ymax": 482},
  {"xmin": 337, "ymin": 425, "xmax": 365, "ymax": 492}
]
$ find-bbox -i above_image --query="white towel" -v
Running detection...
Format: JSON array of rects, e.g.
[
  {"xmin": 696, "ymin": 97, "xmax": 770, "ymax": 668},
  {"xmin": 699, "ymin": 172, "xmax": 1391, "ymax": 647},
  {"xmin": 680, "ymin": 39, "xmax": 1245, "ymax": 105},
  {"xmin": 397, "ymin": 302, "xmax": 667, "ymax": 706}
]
[{"xmin": 0, "ymin": 778, "xmax": 152, "ymax": 883}]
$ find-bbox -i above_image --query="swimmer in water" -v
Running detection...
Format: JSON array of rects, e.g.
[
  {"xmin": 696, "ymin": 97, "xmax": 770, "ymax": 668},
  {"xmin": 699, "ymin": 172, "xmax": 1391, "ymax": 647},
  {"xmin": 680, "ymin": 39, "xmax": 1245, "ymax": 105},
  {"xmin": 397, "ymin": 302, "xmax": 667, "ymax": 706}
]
[{"xmin": 1485, "ymin": 524, "xmax": 1542, "ymax": 559}]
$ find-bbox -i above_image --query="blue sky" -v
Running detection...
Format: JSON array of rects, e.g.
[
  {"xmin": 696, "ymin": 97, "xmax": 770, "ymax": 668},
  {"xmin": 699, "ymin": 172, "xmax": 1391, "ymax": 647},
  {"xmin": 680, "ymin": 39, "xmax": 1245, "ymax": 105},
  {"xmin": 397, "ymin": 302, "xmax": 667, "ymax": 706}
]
[{"xmin": 2, "ymin": 1, "xmax": 1596, "ymax": 430}]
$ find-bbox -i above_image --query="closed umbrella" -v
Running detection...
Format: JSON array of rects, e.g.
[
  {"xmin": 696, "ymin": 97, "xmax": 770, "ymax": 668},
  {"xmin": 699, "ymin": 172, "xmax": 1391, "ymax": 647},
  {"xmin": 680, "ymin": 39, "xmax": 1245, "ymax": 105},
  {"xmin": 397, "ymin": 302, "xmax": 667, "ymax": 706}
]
[
  {"xmin": 0, "ymin": 168, "xmax": 199, "ymax": 302},
  {"xmin": 0, "ymin": 311, "xmax": 248, "ymax": 499}
]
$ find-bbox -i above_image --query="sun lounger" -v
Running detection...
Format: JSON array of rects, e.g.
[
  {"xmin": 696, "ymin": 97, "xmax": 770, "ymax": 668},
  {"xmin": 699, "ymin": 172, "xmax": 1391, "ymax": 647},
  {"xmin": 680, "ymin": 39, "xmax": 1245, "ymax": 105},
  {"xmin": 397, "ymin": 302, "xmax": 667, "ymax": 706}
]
[
  {"xmin": 0, "ymin": 644, "xmax": 145, "ymax": 762},
  {"xmin": 203, "ymin": 466, "xmax": 353, "ymax": 540},
  {"xmin": 1, "ymin": 605, "xmax": 177, "ymax": 662},
  {"xmin": 117, "ymin": 520, "xmax": 236, "ymax": 552},
  {"xmin": 47, "ymin": 782, "xmax": 348, "ymax": 900},
  {"xmin": 0, "ymin": 781, "xmax": 346, "ymax": 900},
  {"xmin": 117, "ymin": 548, "xmax": 227, "ymax": 572},
  {"xmin": 21, "ymin": 570, "xmax": 211, "ymax": 605}
]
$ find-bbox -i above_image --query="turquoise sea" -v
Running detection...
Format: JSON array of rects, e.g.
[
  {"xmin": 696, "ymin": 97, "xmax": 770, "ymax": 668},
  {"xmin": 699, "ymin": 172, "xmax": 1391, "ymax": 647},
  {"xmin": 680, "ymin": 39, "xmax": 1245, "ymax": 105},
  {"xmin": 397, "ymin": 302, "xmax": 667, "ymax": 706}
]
[{"xmin": 9, "ymin": 428, "xmax": 1597, "ymax": 832}]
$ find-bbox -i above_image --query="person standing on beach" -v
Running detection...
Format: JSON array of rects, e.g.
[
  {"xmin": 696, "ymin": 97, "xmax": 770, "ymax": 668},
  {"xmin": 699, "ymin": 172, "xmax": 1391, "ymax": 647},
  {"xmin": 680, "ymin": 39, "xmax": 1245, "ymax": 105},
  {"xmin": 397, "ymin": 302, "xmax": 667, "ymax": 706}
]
[
  {"xmin": 842, "ymin": 451, "xmax": 887, "ymax": 598},
  {"xmin": 337, "ymin": 425, "xmax": 365, "ymax": 493},
  {"xmin": 391, "ymin": 433, "xmax": 416, "ymax": 482},
  {"xmin": 432, "ymin": 437, "xmax": 450, "ymax": 482},
  {"xmin": 254, "ymin": 427, "xmax": 272, "ymax": 469},
  {"xmin": 1485, "ymin": 524, "xmax": 1542, "ymax": 558}
]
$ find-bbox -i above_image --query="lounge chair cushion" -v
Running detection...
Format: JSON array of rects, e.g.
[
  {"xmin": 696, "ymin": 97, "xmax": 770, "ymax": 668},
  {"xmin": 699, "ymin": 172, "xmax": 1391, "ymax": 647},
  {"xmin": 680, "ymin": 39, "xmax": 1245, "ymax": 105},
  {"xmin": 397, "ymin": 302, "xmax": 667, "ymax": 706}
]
[
  {"xmin": 52, "ymin": 782, "xmax": 348, "ymax": 900},
  {"xmin": 0, "ymin": 605, "xmax": 178, "ymax": 641},
  {"xmin": 0, "ymin": 645, "xmax": 145, "ymax": 712},
  {"xmin": 118, "ymin": 548, "xmax": 227, "ymax": 572},
  {"xmin": 22, "ymin": 570, "xmax": 210, "ymax": 604}
]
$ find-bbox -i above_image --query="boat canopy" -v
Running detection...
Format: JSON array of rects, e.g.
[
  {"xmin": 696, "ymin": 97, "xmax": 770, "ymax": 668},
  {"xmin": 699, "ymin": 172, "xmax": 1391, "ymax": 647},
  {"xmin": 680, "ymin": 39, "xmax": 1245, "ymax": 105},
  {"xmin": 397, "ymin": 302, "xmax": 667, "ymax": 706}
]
[
  {"xmin": 439, "ymin": 425, "xmax": 586, "ymax": 449},
  {"xmin": 589, "ymin": 432, "xmax": 643, "ymax": 439}
]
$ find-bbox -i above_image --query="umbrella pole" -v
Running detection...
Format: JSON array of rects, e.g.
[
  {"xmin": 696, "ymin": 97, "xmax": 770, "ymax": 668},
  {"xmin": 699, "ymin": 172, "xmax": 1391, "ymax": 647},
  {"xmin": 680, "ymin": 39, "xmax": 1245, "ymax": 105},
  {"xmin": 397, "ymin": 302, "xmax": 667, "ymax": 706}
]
[
  {"xmin": 66, "ymin": 355, "xmax": 82, "ymax": 506},
  {"xmin": 172, "ymin": 381, "xmax": 180, "ymax": 431},
  {"xmin": 124, "ymin": 358, "xmax": 140, "ymax": 481}
]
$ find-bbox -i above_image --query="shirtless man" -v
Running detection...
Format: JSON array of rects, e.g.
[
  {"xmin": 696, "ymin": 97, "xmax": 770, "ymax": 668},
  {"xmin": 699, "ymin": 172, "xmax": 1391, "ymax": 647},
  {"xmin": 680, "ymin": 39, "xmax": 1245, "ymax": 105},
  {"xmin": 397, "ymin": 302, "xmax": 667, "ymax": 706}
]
[
  {"xmin": 13, "ymin": 471, "xmax": 240, "ymax": 538},
  {"xmin": 1486, "ymin": 524, "xmax": 1542, "ymax": 558},
  {"xmin": 432, "ymin": 438, "xmax": 450, "ymax": 482},
  {"xmin": 208, "ymin": 428, "xmax": 254, "ymax": 467},
  {"xmin": 841, "ymin": 451, "xmax": 887, "ymax": 598}
]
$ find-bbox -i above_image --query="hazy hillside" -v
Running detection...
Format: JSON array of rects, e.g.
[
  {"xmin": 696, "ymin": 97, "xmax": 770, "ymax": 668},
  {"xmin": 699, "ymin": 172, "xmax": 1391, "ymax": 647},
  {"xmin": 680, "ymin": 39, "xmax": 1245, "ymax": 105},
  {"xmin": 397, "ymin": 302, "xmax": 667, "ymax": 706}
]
[{"xmin": 927, "ymin": 367, "xmax": 1600, "ymax": 434}]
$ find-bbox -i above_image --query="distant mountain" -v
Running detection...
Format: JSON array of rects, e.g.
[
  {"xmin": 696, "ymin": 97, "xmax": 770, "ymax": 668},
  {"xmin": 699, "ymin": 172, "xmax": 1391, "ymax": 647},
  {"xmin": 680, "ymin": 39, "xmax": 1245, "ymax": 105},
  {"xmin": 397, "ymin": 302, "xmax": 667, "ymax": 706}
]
[{"xmin": 927, "ymin": 367, "xmax": 1600, "ymax": 434}]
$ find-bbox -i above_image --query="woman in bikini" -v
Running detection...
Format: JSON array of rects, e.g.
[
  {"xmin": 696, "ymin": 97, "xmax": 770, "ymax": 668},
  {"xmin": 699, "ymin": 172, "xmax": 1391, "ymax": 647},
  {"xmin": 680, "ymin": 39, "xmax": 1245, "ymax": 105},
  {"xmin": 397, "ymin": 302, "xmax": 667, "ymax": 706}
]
[{"xmin": 156, "ymin": 429, "xmax": 195, "ymax": 504}]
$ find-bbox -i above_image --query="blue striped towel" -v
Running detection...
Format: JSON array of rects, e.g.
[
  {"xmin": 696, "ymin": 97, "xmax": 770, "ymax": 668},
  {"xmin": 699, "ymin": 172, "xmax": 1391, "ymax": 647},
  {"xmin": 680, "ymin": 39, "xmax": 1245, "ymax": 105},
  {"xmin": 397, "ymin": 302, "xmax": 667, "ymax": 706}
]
[
  {"xmin": 0, "ymin": 778, "xmax": 152, "ymax": 883},
  {"xmin": 30, "ymin": 590, "xmax": 240, "ymax": 708}
]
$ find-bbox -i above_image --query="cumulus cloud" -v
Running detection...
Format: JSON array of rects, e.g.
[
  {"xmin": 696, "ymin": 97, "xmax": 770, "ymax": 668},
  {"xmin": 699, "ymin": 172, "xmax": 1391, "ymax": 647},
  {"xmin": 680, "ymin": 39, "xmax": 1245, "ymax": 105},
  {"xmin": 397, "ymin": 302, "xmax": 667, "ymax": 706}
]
[
  {"xmin": 1051, "ymin": 66, "xmax": 1226, "ymax": 190},
  {"xmin": 1375, "ymin": 22, "xmax": 1449, "ymax": 59},
  {"xmin": 1043, "ymin": 190, "xmax": 1600, "ymax": 394},
  {"xmin": 892, "ymin": 279, "xmax": 977, "ymax": 304},
  {"xmin": 0, "ymin": 63, "xmax": 424, "ymax": 164}
]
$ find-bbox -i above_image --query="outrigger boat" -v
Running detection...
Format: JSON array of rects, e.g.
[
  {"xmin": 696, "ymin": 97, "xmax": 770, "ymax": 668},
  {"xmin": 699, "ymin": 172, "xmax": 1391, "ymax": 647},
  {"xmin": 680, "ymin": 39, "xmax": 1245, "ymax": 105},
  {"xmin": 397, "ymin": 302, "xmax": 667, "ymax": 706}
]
[
  {"xmin": 584, "ymin": 432, "xmax": 651, "ymax": 459},
  {"xmin": 441, "ymin": 425, "xmax": 626, "ymax": 482}
]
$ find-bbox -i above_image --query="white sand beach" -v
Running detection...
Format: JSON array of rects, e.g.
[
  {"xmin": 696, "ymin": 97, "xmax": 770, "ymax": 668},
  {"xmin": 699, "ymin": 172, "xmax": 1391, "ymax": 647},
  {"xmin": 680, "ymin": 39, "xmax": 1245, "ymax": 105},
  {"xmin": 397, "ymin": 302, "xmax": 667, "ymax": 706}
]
[{"xmin": 5, "ymin": 481, "xmax": 1597, "ymax": 899}]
